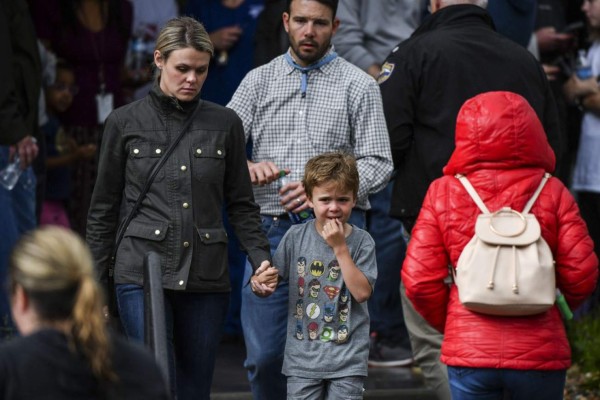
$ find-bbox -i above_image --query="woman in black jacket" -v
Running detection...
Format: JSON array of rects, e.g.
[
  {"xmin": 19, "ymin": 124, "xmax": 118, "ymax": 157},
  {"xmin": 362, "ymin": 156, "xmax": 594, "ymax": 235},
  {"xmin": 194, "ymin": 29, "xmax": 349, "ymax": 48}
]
[{"xmin": 86, "ymin": 16, "xmax": 276, "ymax": 399}]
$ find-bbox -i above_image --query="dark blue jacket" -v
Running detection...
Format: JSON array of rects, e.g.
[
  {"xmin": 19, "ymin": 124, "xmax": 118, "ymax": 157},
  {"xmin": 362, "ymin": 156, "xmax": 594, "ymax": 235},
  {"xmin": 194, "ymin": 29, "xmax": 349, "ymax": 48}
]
[
  {"xmin": 184, "ymin": 0, "xmax": 264, "ymax": 105},
  {"xmin": 487, "ymin": 0, "xmax": 536, "ymax": 48}
]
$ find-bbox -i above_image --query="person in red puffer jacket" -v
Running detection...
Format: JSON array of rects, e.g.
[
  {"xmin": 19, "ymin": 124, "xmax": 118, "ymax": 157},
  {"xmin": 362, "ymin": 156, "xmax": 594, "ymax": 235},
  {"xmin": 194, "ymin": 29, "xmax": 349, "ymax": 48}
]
[{"xmin": 402, "ymin": 91, "xmax": 598, "ymax": 400}]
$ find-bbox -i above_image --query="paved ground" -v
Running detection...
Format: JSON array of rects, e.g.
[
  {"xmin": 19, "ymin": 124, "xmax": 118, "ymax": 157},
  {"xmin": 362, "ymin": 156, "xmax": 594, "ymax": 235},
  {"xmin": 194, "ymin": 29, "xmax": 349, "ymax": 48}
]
[{"xmin": 211, "ymin": 338, "xmax": 437, "ymax": 400}]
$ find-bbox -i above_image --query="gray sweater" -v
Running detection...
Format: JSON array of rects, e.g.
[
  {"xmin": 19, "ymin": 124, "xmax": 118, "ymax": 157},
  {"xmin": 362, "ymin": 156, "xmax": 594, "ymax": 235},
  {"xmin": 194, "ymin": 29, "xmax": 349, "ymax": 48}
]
[{"xmin": 332, "ymin": 0, "xmax": 424, "ymax": 72}]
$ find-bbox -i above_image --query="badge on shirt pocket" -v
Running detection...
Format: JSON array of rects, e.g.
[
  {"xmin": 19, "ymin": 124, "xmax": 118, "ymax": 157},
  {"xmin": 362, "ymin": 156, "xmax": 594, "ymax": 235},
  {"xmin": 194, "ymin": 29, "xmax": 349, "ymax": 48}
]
[{"xmin": 377, "ymin": 62, "xmax": 395, "ymax": 84}]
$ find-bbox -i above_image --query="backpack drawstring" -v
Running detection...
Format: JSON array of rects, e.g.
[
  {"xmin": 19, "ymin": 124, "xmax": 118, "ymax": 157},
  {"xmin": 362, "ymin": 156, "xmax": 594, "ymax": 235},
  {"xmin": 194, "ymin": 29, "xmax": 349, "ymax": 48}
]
[{"xmin": 487, "ymin": 245, "xmax": 519, "ymax": 294}]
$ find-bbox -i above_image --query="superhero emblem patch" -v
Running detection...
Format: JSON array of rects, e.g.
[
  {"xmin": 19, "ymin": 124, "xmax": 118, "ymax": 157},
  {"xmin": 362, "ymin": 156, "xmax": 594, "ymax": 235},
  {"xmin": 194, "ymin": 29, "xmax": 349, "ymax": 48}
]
[
  {"xmin": 377, "ymin": 62, "xmax": 395, "ymax": 84},
  {"xmin": 323, "ymin": 285, "xmax": 340, "ymax": 300},
  {"xmin": 306, "ymin": 302, "xmax": 321, "ymax": 319},
  {"xmin": 310, "ymin": 260, "xmax": 325, "ymax": 277},
  {"xmin": 320, "ymin": 326, "xmax": 334, "ymax": 342}
]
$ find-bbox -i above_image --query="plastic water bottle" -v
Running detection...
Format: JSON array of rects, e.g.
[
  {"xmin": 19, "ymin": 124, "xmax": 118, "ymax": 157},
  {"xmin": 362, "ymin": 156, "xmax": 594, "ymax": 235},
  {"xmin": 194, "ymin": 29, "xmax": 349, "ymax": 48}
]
[
  {"xmin": 0, "ymin": 154, "xmax": 22, "ymax": 191},
  {"xmin": 576, "ymin": 49, "xmax": 593, "ymax": 80},
  {"xmin": 278, "ymin": 170, "xmax": 314, "ymax": 224}
]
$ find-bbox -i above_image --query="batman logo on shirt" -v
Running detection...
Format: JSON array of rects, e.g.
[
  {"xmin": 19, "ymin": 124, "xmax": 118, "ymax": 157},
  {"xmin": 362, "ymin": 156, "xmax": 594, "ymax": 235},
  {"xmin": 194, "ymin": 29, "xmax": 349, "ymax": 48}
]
[{"xmin": 310, "ymin": 260, "xmax": 325, "ymax": 277}]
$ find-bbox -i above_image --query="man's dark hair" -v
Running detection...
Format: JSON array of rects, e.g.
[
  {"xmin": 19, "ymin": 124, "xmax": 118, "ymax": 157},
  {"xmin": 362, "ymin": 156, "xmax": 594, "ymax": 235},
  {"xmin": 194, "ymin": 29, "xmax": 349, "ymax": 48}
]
[{"xmin": 286, "ymin": 0, "xmax": 338, "ymax": 19}]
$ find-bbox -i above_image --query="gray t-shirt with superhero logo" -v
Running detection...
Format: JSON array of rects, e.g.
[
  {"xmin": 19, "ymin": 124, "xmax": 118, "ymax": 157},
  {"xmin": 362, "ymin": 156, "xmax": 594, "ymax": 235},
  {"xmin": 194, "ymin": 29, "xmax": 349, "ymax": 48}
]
[{"xmin": 273, "ymin": 221, "xmax": 377, "ymax": 379}]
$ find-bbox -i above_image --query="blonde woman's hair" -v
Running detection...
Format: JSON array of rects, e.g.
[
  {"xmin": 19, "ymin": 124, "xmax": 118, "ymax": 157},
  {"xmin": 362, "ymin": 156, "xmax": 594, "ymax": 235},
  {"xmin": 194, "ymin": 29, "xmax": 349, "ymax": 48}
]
[
  {"xmin": 9, "ymin": 226, "xmax": 116, "ymax": 382},
  {"xmin": 302, "ymin": 152, "xmax": 359, "ymax": 200},
  {"xmin": 154, "ymin": 16, "xmax": 214, "ymax": 78}
]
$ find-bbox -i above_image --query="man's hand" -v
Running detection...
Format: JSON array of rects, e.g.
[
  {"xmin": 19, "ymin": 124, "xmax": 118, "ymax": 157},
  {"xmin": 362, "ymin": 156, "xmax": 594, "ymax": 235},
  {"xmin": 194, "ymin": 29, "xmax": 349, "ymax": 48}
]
[
  {"xmin": 75, "ymin": 143, "xmax": 97, "ymax": 160},
  {"xmin": 536, "ymin": 27, "xmax": 575, "ymax": 55},
  {"xmin": 563, "ymin": 74, "xmax": 599, "ymax": 104},
  {"xmin": 542, "ymin": 64, "xmax": 561, "ymax": 81},
  {"xmin": 367, "ymin": 64, "xmax": 381, "ymax": 79},
  {"xmin": 209, "ymin": 26, "xmax": 243, "ymax": 52},
  {"xmin": 247, "ymin": 160, "xmax": 287, "ymax": 186},
  {"xmin": 279, "ymin": 179, "xmax": 309, "ymax": 214},
  {"xmin": 15, "ymin": 135, "xmax": 39, "ymax": 169},
  {"xmin": 221, "ymin": 0, "xmax": 245, "ymax": 9}
]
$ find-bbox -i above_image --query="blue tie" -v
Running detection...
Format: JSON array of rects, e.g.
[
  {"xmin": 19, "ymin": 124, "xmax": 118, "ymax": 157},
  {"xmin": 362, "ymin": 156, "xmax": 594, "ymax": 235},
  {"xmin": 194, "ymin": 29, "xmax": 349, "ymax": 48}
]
[{"xmin": 284, "ymin": 51, "xmax": 338, "ymax": 98}]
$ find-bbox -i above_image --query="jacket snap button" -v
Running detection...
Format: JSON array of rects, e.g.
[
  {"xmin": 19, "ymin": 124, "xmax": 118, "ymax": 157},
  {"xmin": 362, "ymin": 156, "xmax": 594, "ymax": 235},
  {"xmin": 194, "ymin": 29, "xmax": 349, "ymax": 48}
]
[
  {"xmin": 183, "ymin": 202, "xmax": 189, "ymax": 209},
  {"xmin": 133, "ymin": 148, "xmax": 140, "ymax": 154},
  {"xmin": 155, "ymin": 229, "xmax": 161, "ymax": 235},
  {"xmin": 183, "ymin": 242, "xmax": 190, "ymax": 247},
  {"xmin": 181, "ymin": 165, "xmax": 187, "ymax": 171},
  {"xmin": 217, "ymin": 149, "xmax": 222, "ymax": 155},
  {"xmin": 155, "ymin": 148, "xmax": 162, "ymax": 154},
  {"xmin": 196, "ymin": 148, "xmax": 202, "ymax": 154},
  {"xmin": 179, "ymin": 280, "xmax": 184, "ymax": 286},
  {"xmin": 205, "ymin": 233, "xmax": 210, "ymax": 239}
]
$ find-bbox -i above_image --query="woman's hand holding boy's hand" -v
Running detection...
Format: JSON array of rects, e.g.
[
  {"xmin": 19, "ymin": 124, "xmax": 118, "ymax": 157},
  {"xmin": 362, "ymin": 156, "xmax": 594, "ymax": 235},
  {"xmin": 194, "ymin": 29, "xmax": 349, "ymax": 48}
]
[{"xmin": 250, "ymin": 261, "xmax": 279, "ymax": 297}]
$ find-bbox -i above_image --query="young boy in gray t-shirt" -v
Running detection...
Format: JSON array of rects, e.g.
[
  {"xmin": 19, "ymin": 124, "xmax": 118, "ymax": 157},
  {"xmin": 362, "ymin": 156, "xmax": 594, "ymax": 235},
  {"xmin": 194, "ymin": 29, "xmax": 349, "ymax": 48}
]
[{"xmin": 271, "ymin": 152, "xmax": 378, "ymax": 399}]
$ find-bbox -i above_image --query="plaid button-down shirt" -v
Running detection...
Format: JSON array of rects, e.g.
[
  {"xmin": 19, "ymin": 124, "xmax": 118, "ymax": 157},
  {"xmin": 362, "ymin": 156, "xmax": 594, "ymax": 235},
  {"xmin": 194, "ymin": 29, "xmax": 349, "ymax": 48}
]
[{"xmin": 228, "ymin": 47, "xmax": 393, "ymax": 216}]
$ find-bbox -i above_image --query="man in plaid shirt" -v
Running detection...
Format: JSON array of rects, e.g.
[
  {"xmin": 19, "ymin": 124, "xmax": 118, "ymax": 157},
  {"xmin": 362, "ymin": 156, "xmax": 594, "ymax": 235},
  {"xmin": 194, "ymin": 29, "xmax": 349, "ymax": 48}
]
[{"xmin": 227, "ymin": 0, "xmax": 392, "ymax": 398}]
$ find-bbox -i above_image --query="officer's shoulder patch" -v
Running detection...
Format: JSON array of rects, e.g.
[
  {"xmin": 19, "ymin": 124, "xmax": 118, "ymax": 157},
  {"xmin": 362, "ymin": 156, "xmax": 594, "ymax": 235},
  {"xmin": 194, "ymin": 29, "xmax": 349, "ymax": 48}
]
[{"xmin": 377, "ymin": 62, "xmax": 395, "ymax": 84}]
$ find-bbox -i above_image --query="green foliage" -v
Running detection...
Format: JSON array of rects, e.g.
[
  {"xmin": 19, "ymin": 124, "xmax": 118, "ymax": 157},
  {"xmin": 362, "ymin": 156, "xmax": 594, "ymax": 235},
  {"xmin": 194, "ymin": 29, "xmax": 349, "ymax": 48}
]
[{"xmin": 567, "ymin": 308, "xmax": 600, "ymax": 390}]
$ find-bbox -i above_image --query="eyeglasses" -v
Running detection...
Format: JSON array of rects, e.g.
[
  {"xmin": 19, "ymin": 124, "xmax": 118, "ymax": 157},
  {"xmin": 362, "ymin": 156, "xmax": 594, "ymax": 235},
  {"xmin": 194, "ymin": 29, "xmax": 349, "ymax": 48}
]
[{"xmin": 48, "ymin": 83, "xmax": 79, "ymax": 96}]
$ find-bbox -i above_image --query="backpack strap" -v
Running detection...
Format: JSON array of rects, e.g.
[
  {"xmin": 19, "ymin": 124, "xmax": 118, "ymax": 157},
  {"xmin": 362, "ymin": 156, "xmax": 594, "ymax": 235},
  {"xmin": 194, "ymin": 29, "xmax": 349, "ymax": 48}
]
[
  {"xmin": 522, "ymin": 173, "xmax": 551, "ymax": 214},
  {"xmin": 456, "ymin": 174, "xmax": 490, "ymax": 214},
  {"xmin": 456, "ymin": 173, "xmax": 551, "ymax": 215}
]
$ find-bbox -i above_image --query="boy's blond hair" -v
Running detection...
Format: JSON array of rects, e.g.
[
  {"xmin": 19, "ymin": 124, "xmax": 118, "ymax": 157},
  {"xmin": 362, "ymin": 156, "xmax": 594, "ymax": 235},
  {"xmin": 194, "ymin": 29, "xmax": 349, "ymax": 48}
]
[{"xmin": 302, "ymin": 152, "xmax": 359, "ymax": 200}]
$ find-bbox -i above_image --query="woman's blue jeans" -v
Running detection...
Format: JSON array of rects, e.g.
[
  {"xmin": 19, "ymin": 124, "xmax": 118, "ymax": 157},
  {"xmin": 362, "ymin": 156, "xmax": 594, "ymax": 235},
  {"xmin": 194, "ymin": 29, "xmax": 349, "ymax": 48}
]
[
  {"xmin": 447, "ymin": 366, "xmax": 566, "ymax": 400},
  {"xmin": 116, "ymin": 284, "xmax": 229, "ymax": 400}
]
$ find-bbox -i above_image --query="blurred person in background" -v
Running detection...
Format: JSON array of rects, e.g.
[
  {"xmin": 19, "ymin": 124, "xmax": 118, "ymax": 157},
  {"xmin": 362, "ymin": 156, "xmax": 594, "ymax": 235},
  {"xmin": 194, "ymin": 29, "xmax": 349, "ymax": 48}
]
[
  {"xmin": 40, "ymin": 60, "xmax": 97, "ymax": 228},
  {"xmin": 254, "ymin": 0, "xmax": 288, "ymax": 67},
  {"xmin": 531, "ymin": 0, "xmax": 582, "ymax": 184},
  {"xmin": 184, "ymin": 0, "xmax": 264, "ymax": 105},
  {"xmin": 563, "ymin": 0, "xmax": 600, "ymax": 314},
  {"xmin": 125, "ymin": 0, "xmax": 179, "ymax": 101},
  {"xmin": 486, "ymin": 0, "xmax": 536, "ymax": 48},
  {"xmin": 30, "ymin": 0, "xmax": 132, "ymax": 236},
  {"xmin": 0, "ymin": 226, "xmax": 170, "ymax": 399},
  {"xmin": 0, "ymin": 0, "xmax": 41, "ymax": 341}
]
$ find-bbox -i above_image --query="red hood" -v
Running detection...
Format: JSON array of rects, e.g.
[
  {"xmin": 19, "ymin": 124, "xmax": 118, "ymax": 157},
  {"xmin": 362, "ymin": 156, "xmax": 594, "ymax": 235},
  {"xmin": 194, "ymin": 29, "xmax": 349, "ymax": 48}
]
[{"xmin": 444, "ymin": 91, "xmax": 555, "ymax": 176}]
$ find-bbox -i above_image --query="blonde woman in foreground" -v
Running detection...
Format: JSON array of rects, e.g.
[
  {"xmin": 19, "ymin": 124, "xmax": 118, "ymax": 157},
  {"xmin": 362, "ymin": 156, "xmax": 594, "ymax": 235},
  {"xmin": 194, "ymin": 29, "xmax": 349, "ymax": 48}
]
[{"xmin": 0, "ymin": 226, "xmax": 170, "ymax": 399}]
